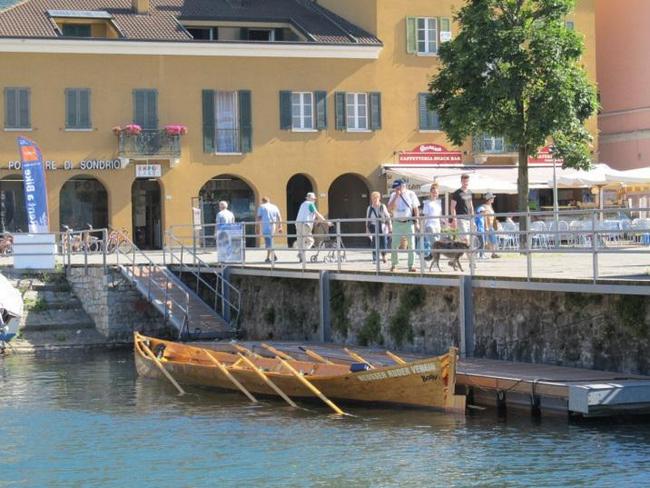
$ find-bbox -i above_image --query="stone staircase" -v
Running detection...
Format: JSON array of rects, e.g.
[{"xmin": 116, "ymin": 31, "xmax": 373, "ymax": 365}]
[{"xmin": 3, "ymin": 270, "xmax": 109, "ymax": 352}]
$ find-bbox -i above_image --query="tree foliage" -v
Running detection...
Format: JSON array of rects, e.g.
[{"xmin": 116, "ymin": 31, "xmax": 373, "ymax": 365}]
[{"xmin": 428, "ymin": 0, "xmax": 598, "ymax": 211}]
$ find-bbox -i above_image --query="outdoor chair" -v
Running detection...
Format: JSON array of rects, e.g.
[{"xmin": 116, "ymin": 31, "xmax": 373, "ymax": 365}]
[
  {"xmin": 530, "ymin": 221, "xmax": 549, "ymax": 249},
  {"xmin": 497, "ymin": 221, "xmax": 519, "ymax": 250},
  {"xmin": 569, "ymin": 220, "xmax": 590, "ymax": 247}
]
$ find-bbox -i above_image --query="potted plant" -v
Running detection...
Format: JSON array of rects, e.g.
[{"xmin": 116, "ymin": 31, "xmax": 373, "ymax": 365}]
[
  {"xmin": 124, "ymin": 124, "xmax": 142, "ymax": 136},
  {"xmin": 164, "ymin": 124, "xmax": 188, "ymax": 136}
]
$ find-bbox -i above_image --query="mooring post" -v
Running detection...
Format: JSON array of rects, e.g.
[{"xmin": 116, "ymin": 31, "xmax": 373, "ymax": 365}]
[
  {"xmin": 458, "ymin": 275, "xmax": 474, "ymax": 358},
  {"xmin": 319, "ymin": 270, "xmax": 331, "ymax": 343}
]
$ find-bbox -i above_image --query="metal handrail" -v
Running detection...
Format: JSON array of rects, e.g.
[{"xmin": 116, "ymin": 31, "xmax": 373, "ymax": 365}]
[
  {"xmin": 164, "ymin": 232, "xmax": 241, "ymax": 327},
  {"xmin": 111, "ymin": 227, "xmax": 190, "ymax": 336}
]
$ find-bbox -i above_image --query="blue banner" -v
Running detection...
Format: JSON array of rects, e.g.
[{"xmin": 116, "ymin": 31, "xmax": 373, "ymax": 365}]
[{"xmin": 16, "ymin": 137, "xmax": 49, "ymax": 233}]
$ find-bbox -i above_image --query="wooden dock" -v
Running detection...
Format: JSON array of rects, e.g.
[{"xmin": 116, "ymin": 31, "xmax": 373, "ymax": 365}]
[{"xmin": 219, "ymin": 342, "xmax": 650, "ymax": 418}]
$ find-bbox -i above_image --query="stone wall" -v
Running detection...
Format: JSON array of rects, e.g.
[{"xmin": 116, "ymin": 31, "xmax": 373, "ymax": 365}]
[
  {"xmin": 66, "ymin": 267, "xmax": 172, "ymax": 341},
  {"xmin": 231, "ymin": 274, "xmax": 650, "ymax": 375}
]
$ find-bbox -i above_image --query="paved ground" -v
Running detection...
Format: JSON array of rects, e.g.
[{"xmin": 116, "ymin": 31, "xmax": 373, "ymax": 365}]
[{"xmin": 3, "ymin": 245, "xmax": 650, "ymax": 282}]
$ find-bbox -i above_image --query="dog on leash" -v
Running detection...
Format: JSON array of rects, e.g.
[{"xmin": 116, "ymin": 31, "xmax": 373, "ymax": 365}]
[{"xmin": 429, "ymin": 240, "xmax": 470, "ymax": 272}]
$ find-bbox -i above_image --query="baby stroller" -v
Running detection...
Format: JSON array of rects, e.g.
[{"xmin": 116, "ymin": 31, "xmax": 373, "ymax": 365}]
[{"xmin": 310, "ymin": 221, "xmax": 346, "ymax": 263}]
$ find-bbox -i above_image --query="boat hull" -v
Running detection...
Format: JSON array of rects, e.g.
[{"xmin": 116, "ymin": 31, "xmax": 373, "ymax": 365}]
[{"xmin": 134, "ymin": 334, "xmax": 465, "ymax": 412}]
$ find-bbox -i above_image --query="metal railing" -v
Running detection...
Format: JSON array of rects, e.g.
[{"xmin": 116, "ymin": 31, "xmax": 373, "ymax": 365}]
[
  {"xmin": 112, "ymin": 227, "xmax": 191, "ymax": 337},
  {"xmin": 165, "ymin": 206, "xmax": 650, "ymax": 283},
  {"xmin": 118, "ymin": 129, "xmax": 181, "ymax": 158}
]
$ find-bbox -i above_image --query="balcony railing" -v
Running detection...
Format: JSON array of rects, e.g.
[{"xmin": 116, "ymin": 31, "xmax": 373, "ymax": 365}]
[
  {"xmin": 472, "ymin": 135, "xmax": 518, "ymax": 155},
  {"xmin": 119, "ymin": 129, "xmax": 181, "ymax": 158}
]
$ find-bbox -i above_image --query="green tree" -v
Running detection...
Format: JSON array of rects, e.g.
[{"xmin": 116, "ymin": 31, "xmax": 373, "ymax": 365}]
[{"xmin": 428, "ymin": 0, "xmax": 598, "ymax": 216}]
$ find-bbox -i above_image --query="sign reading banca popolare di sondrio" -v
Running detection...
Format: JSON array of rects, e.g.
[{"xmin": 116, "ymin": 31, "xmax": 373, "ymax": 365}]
[{"xmin": 2, "ymin": 159, "xmax": 124, "ymax": 171}]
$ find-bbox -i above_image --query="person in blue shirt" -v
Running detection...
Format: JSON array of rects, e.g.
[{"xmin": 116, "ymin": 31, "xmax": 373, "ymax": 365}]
[{"xmin": 256, "ymin": 196, "xmax": 283, "ymax": 263}]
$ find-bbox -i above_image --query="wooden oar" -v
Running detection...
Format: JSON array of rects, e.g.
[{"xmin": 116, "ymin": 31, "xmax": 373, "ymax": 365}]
[
  {"xmin": 139, "ymin": 340, "xmax": 186, "ymax": 396},
  {"xmin": 202, "ymin": 349, "xmax": 258, "ymax": 404},
  {"xmin": 232, "ymin": 343, "xmax": 262, "ymax": 358},
  {"xmin": 236, "ymin": 353, "xmax": 298, "ymax": 408},
  {"xmin": 299, "ymin": 346, "xmax": 333, "ymax": 364},
  {"xmin": 278, "ymin": 358, "xmax": 346, "ymax": 415},
  {"xmin": 385, "ymin": 351, "xmax": 407, "ymax": 365},
  {"xmin": 343, "ymin": 348, "xmax": 375, "ymax": 369},
  {"xmin": 261, "ymin": 343, "xmax": 295, "ymax": 360}
]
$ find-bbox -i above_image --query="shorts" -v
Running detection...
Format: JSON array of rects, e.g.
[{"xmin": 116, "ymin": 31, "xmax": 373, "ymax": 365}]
[{"xmin": 457, "ymin": 218, "xmax": 470, "ymax": 237}]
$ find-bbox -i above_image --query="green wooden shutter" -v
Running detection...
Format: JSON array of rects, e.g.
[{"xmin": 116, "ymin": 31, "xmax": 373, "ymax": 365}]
[
  {"xmin": 19, "ymin": 88, "xmax": 30, "ymax": 129},
  {"xmin": 406, "ymin": 17, "xmax": 417, "ymax": 54},
  {"xmin": 5, "ymin": 88, "xmax": 16, "ymax": 128},
  {"xmin": 279, "ymin": 91, "xmax": 292, "ymax": 130},
  {"xmin": 202, "ymin": 89, "xmax": 215, "ymax": 153},
  {"xmin": 335, "ymin": 92, "xmax": 346, "ymax": 130},
  {"xmin": 369, "ymin": 92, "xmax": 382, "ymax": 131},
  {"xmin": 418, "ymin": 93, "xmax": 429, "ymax": 130},
  {"xmin": 133, "ymin": 90, "xmax": 145, "ymax": 127},
  {"xmin": 65, "ymin": 89, "xmax": 76, "ymax": 128},
  {"xmin": 79, "ymin": 89, "xmax": 91, "ymax": 128},
  {"xmin": 440, "ymin": 17, "xmax": 452, "ymax": 44},
  {"xmin": 238, "ymin": 90, "xmax": 252, "ymax": 153},
  {"xmin": 315, "ymin": 91, "xmax": 327, "ymax": 130},
  {"xmin": 147, "ymin": 90, "xmax": 158, "ymax": 129}
]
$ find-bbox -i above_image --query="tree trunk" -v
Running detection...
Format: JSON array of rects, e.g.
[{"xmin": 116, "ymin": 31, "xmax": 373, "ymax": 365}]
[{"xmin": 517, "ymin": 145, "xmax": 529, "ymax": 250}]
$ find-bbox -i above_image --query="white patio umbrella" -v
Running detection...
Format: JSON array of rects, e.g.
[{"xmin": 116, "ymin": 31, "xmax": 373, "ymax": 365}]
[
  {"xmin": 420, "ymin": 172, "xmax": 518, "ymax": 194},
  {"xmin": 553, "ymin": 163, "xmax": 644, "ymax": 187}
]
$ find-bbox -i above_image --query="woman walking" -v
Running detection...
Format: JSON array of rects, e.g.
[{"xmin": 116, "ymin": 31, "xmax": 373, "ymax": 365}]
[{"xmin": 366, "ymin": 191, "xmax": 391, "ymax": 263}]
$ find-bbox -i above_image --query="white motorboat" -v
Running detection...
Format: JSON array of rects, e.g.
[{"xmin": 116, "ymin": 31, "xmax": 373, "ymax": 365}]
[{"xmin": 0, "ymin": 273, "xmax": 23, "ymax": 349}]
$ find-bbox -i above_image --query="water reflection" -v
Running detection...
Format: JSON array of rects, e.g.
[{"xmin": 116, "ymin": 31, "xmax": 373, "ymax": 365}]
[{"xmin": 1, "ymin": 351, "xmax": 649, "ymax": 487}]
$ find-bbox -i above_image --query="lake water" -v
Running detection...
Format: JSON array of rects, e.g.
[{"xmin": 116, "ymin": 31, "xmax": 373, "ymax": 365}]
[{"xmin": 1, "ymin": 351, "xmax": 650, "ymax": 487}]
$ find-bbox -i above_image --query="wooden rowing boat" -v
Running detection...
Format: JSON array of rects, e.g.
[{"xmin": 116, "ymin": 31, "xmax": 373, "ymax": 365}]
[{"xmin": 134, "ymin": 333, "xmax": 466, "ymax": 412}]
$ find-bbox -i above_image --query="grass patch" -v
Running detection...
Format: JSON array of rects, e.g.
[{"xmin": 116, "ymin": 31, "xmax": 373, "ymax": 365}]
[
  {"xmin": 388, "ymin": 286, "xmax": 427, "ymax": 347},
  {"xmin": 358, "ymin": 310, "xmax": 383, "ymax": 347},
  {"xmin": 23, "ymin": 297, "xmax": 48, "ymax": 312}
]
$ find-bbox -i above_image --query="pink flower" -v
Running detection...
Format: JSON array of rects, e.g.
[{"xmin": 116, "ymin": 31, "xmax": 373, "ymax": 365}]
[
  {"xmin": 164, "ymin": 124, "xmax": 188, "ymax": 136},
  {"xmin": 124, "ymin": 124, "xmax": 142, "ymax": 135}
]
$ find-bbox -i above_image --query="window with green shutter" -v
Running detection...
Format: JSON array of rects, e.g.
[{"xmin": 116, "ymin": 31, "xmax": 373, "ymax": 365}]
[
  {"xmin": 280, "ymin": 91, "xmax": 327, "ymax": 131},
  {"xmin": 406, "ymin": 16, "xmax": 452, "ymax": 55},
  {"xmin": 4, "ymin": 87, "xmax": 30, "ymax": 129},
  {"xmin": 133, "ymin": 89, "xmax": 158, "ymax": 129},
  {"xmin": 65, "ymin": 88, "xmax": 91, "ymax": 130},
  {"xmin": 418, "ymin": 93, "xmax": 440, "ymax": 131},
  {"xmin": 238, "ymin": 90, "xmax": 252, "ymax": 153}
]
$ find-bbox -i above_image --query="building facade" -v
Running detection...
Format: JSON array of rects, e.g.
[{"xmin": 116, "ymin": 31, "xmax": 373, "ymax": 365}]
[
  {"xmin": 596, "ymin": 0, "xmax": 650, "ymax": 171},
  {"xmin": 0, "ymin": 0, "xmax": 597, "ymax": 247}
]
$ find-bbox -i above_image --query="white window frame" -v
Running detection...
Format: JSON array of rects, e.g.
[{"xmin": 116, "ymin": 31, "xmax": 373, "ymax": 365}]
[
  {"xmin": 483, "ymin": 135, "xmax": 505, "ymax": 153},
  {"xmin": 416, "ymin": 17, "xmax": 438, "ymax": 55},
  {"xmin": 345, "ymin": 92, "xmax": 369, "ymax": 132},
  {"xmin": 291, "ymin": 92, "xmax": 316, "ymax": 131}
]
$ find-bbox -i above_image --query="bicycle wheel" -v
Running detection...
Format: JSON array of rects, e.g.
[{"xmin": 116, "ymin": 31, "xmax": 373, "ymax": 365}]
[{"xmin": 117, "ymin": 240, "xmax": 133, "ymax": 255}]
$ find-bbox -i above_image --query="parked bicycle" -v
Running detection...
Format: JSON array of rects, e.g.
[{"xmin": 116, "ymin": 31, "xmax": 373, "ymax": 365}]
[
  {"xmin": 62, "ymin": 224, "xmax": 101, "ymax": 254},
  {"xmin": 0, "ymin": 233, "xmax": 14, "ymax": 256},
  {"xmin": 105, "ymin": 227, "xmax": 133, "ymax": 254}
]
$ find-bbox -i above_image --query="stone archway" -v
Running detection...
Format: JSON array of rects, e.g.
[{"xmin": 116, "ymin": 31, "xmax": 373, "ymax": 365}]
[
  {"xmin": 286, "ymin": 174, "xmax": 314, "ymax": 247},
  {"xmin": 328, "ymin": 173, "xmax": 370, "ymax": 247},
  {"xmin": 0, "ymin": 174, "xmax": 27, "ymax": 232},
  {"xmin": 59, "ymin": 176, "xmax": 108, "ymax": 231}
]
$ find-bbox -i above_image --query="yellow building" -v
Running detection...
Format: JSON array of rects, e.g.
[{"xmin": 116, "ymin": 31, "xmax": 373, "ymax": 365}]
[{"xmin": 0, "ymin": 0, "xmax": 597, "ymax": 248}]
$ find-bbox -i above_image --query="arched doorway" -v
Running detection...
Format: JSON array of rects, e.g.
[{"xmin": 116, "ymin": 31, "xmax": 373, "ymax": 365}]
[
  {"xmin": 198, "ymin": 175, "xmax": 256, "ymax": 247},
  {"xmin": 59, "ymin": 176, "xmax": 108, "ymax": 231},
  {"xmin": 328, "ymin": 173, "xmax": 370, "ymax": 247},
  {"xmin": 286, "ymin": 174, "xmax": 314, "ymax": 247},
  {"xmin": 0, "ymin": 174, "xmax": 28, "ymax": 233},
  {"xmin": 132, "ymin": 179, "xmax": 162, "ymax": 250}
]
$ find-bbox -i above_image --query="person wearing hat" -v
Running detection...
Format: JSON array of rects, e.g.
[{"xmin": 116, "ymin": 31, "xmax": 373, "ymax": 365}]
[
  {"xmin": 475, "ymin": 192, "xmax": 500, "ymax": 259},
  {"xmin": 387, "ymin": 179, "xmax": 420, "ymax": 272},
  {"xmin": 296, "ymin": 192, "xmax": 330, "ymax": 262}
]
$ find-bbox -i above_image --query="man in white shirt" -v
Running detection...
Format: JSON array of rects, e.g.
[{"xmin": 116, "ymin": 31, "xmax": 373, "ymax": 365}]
[
  {"xmin": 295, "ymin": 192, "xmax": 329, "ymax": 262},
  {"xmin": 387, "ymin": 179, "xmax": 420, "ymax": 272},
  {"xmin": 422, "ymin": 182, "xmax": 443, "ymax": 261},
  {"xmin": 216, "ymin": 201, "xmax": 235, "ymax": 225}
]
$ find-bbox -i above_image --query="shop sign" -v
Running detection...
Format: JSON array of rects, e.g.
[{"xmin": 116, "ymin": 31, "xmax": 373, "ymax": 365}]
[
  {"xmin": 1, "ymin": 159, "xmax": 124, "ymax": 171},
  {"xmin": 135, "ymin": 164, "xmax": 162, "ymax": 178},
  {"xmin": 528, "ymin": 146, "xmax": 562, "ymax": 164},
  {"xmin": 399, "ymin": 144, "xmax": 462, "ymax": 164}
]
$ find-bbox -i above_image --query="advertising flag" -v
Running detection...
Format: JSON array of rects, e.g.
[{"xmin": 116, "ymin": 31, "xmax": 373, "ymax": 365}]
[{"xmin": 16, "ymin": 137, "xmax": 49, "ymax": 233}]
